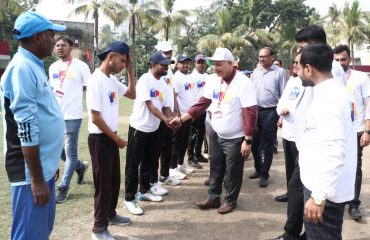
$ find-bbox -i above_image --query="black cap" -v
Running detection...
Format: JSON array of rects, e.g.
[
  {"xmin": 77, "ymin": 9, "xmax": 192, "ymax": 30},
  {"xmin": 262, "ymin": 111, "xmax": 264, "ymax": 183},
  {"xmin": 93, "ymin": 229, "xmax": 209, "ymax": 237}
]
[
  {"xmin": 177, "ymin": 54, "xmax": 191, "ymax": 62},
  {"xmin": 97, "ymin": 41, "xmax": 130, "ymax": 61},
  {"xmin": 149, "ymin": 52, "xmax": 175, "ymax": 65}
]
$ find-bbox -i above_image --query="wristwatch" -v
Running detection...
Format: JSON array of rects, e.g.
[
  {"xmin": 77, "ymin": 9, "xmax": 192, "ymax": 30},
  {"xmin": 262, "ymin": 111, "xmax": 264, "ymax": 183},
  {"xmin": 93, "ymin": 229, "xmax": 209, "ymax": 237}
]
[
  {"xmin": 244, "ymin": 138, "xmax": 253, "ymax": 145},
  {"xmin": 365, "ymin": 130, "xmax": 370, "ymax": 134},
  {"xmin": 312, "ymin": 197, "xmax": 326, "ymax": 206}
]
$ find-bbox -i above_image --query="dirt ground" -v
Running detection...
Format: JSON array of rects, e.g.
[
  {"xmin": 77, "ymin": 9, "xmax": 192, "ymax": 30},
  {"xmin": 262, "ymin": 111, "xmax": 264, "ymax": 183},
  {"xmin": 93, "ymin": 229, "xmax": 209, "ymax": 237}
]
[{"xmin": 57, "ymin": 136, "xmax": 370, "ymax": 240}]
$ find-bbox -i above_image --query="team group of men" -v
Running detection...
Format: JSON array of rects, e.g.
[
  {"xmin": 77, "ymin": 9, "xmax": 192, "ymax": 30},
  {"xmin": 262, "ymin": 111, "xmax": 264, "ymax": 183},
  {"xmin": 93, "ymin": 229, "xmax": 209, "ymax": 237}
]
[{"xmin": 1, "ymin": 11, "xmax": 370, "ymax": 240}]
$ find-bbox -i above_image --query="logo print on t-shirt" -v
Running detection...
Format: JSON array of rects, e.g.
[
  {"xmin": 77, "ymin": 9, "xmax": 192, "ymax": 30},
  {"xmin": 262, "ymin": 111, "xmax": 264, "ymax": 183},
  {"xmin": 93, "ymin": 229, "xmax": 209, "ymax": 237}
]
[
  {"xmin": 108, "ymin": 91, "xmax": 117, "ymax": 104},
  {"xmin": 53, "ymin": 73, "xmax": 59, "ymax": 79},
  {"xmin": 162, "ymin": 76, "xmax": 172, "ymax": 86},
  {"xmin": 197, "ymin": 81, "xmax": 205, "ymax": 88},
  {"xmin": 150, "ymin": 88, "xmax": 164, "ymax": 102},
  {"xmin": 349, "ymin": 101, "xmax": 356, "ymax": 122},
  {"xmin": 289, "ymin": 87, "xmax": 300, "ymax": 100},
  {"xmin": 184, "ymin": 82, "xmax": 194, "ymax": 90}
]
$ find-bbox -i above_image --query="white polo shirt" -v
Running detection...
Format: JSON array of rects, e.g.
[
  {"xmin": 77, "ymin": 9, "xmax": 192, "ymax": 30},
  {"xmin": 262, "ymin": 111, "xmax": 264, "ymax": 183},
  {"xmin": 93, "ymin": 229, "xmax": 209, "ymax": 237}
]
[
  {"xmin": 87, "ymin": 69, "xmax": 127, "ymax": 134},
  {"xmin": 173, "ymin": 71, "xmax": 195, "ymax": 115},
  {"xmin": 276, "ymin": 76, "xmax": 304, "ymax": 141},
  {"xmin": 203, "ymin": 71, "xmax": 257, "ymax": 139},
  {"xmin": 299, "ymin": 78, "xmax": 357, "ymax": 203},
  {"xmin": 345, "ymin": 69, "xmax": 370, "ymax": 132},
  {"xmin": 130, "ymin": 72, "xmax": 170, "ymax": 132}
]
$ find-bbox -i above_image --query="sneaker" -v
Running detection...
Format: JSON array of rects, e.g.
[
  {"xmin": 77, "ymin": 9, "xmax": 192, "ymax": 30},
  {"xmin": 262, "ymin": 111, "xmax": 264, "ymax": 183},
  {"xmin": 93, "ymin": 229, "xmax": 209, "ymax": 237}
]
[
  {"xmin": 124, "ymin": 200, "xmax": 144, "ymax": 215},
  {"xmin": 178, "ymin": 164, "xmax": 194, "ymax": 174},
  {"xmin": 137, "ymin": 192, "xmax": 163, "ymax": 202},
  {"xmin": 91, "ymin": 229, "xmax": 115, "ymax": 240},
  {"xmin": 108, "ymin": 214, "xmax": 131, "ymax": 225},
  {"xmin": 188, "ymin": 159, "xmax": 202, "ymax": 169},
  {"xmin": 150, "ymin": 182, "xmax": 168, "ymax": 196},
  {"xmin": 76, "ymin": 161, "xmax": 89, "ymax": 184},
  {"xmin": 195, "ymin": 155, "xmax": 208, "ymax": 163},
  {"xmin": 56, "ymin": 186, "xmax": 69, "ymax": 203},
  {"xmin": 159, "ymin": 176, "xmax": 181, "ymax": 186},
  {"xmin": 169, "ymin": 168, "xmax": 187, "ymax": 180}
]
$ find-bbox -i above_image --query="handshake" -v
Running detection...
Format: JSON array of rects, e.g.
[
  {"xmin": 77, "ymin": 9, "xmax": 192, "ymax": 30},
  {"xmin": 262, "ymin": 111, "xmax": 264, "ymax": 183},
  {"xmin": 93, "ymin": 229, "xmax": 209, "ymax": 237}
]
[{"xmin": 164, "ymin": 116, "xmax": 183, "ymax": 130}]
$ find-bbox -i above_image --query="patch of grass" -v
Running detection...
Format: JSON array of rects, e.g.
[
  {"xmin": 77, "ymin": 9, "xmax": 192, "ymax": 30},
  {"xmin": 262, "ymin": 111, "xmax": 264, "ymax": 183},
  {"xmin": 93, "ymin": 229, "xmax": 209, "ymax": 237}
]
[{"xmin": 0, "ymin": 96, "xmax": 134, "ymax": 239}]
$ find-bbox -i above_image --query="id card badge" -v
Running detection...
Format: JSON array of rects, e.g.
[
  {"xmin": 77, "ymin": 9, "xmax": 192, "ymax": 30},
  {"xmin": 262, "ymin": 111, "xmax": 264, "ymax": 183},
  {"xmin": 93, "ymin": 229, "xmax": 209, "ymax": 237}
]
[
  {"xmin": 54, "ymin": 88, "xmax": 64, "ymax": 98},
  {"xmin": 213, "ymin": 110, "xmax": 223, "ymax": 119}
]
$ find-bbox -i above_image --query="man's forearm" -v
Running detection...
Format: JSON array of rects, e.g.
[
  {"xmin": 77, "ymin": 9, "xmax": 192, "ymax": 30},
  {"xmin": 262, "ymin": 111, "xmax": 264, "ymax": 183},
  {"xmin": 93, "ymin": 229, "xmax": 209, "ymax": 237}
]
[{"xmin": 22, "ymin": 146, "xmax": 44, "ymax": 182}]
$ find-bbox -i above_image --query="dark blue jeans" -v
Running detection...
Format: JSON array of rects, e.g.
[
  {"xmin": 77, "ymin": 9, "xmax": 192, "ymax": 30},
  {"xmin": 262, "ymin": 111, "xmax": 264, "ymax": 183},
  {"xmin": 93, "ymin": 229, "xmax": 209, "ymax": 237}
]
[
  {"xmin": 251, "ymin": 108, "xmax": 279, "ymax": 178},
  {"xmin": 303, "ymin": 188, "xmax": 345, "ymax": 240},
  {"xmin": 349, "ymin": 133, "xmax": 363, "ymax": 209}
]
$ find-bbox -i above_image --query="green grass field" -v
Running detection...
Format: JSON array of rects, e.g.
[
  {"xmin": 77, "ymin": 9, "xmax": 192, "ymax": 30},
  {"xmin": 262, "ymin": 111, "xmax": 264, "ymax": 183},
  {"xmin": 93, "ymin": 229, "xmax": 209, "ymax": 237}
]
[{"xmin": 0, "ymin": 96, "xmax": 134, "ymax": 239}]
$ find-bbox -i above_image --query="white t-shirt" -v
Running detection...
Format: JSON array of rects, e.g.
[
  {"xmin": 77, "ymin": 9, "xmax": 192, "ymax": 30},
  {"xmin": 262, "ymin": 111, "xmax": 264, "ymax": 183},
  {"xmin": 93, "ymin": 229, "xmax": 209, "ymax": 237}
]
[
  {"xmin": 86, "ymin": 69, "xmax": 127, "ymax": 134},
  {"xmin": 345, "ymin": 69, "xmax": 370, "ymax": 132},
  {"xmin": 190, "ymin": 70, "xmax": 208, "ymax": 104},
  {"xmin": 276, "ymin": 76, "xmax": 304, "ymax": 141},
  {"xmin": 299, "ymin": 79, "xmax": 357, "ymax": 203},
  {"xmin": 130, "ymin": 72, "xmax": 170, "ymax": 132},
  {"xmin": 160, "ymin": 68, "xmax": 174, "ymax": 111},
  {"xmin": 203, "ymin": 71, "xmax": 257, "ymax": 139},
  {"xmin": 173, "ymin": 71, "xmax": 195, "ymax": 115},
  {"xmin": 49, "ymin": 58, "xmax": 91, "ymax": 120}
]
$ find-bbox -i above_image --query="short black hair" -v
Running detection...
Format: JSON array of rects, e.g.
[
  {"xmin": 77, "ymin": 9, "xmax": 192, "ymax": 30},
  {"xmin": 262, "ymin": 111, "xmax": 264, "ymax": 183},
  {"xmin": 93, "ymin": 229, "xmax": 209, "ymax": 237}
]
[
  {"xmin": 333, "ymin": 44, "xmax": 351, "ymax": 57},
  {"xmin": 55, "ymin": 35, "xmax": 74, "ymax": 46},
  {"xmin": 259, "ymin": 47, "xmax": 275, "ymax": 56},
  {"xmin": 295, "ymin": 25, "xmax": 327, "ymax": 44},
  {"xmin": 274, "ymin": 59, "xmax": 282, "ymax": 65},
  {"xmin": 300, "ymin": 43, "xmax": 333, "ymax": 72}
]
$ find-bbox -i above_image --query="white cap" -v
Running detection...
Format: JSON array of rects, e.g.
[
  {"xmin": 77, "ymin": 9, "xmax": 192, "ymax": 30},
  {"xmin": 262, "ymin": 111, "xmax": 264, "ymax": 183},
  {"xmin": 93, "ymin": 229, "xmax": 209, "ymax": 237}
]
[
  {"xmin": 208, "ymin": 48, "xmax": 234, "ymax": 61},
  {"xmin": 156, "ymin": 41, "xmax": 173, "ymax": 52}
]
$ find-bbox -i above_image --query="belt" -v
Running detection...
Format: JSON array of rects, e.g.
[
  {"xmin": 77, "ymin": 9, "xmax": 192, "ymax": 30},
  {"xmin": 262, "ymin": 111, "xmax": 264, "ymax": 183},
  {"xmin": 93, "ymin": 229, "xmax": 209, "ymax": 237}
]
[{"xmin": 258, "ymin": 106, "xmax": 276, "ymax": 111}]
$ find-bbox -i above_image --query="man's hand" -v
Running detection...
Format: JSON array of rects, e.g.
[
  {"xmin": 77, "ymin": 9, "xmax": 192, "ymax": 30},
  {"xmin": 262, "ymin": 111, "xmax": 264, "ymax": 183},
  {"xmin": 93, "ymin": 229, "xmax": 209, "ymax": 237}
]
[
  {"xmin": 360, "ymin": 132, "xmax": 370, "ymax": 147},
  {"xmin": 31, "ymin": 180, "xmax": 50, "ymax": 206},
  {"xmin": 115, "ymin": 135, "xmax": 127, "ymax": 148},
  {"xmin": 240, "ymin": 141, "xmax": 251, "ymax": 158},
  {"xmin": 164, "ymin": 118, "xmax": 175, "ymax": 130},
  {"xmin": 126, "ymin": 53, "xmax": 133, "ymax": 70},
  {"xmin": 280, "ymin": 108, "xmax": 290, "ymax": 116},
  {"xmin": 277, "ymin": 118, "xmax": 283, "ymax": 128},
  {"xmin": 304, "ymin": 197, "xmax": 325, "ymax": 223},
  {"xmin": 169, "ymin": 116, "xmax": 182, "ymax": 129}
]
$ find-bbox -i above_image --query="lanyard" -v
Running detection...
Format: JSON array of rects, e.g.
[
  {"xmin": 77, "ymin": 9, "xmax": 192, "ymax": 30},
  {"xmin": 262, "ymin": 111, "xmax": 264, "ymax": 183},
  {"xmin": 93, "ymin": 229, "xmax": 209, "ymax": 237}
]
[
  {"xmin": 217, "ymin": 80, "xmax": 231, "ymax": 109},
  {"xmin": 58, "ymin": 58, "xmax": 73, "ymax": 88},
  {"xmin": 346, "ymin": 68, "xmax": 352, "ymax": 81}
]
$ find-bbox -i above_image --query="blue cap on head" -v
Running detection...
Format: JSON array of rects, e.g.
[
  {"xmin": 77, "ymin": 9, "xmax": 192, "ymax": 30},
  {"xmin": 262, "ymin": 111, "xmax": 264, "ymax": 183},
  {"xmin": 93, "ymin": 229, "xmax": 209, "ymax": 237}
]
[
  {"xmin": 243, "ymin": 70, "xmax": 253, "ymax": 75},
  {"xmin": 149, "ymin": 52, "xmax": 175, "ymax": 65},
  {"xmin": 177, "ymin": 54, "xmax": 191, "ymax": 62},
  {"xmin": 13, "ymin": 11, "xmax": 66, "ymax": 40},
  {"xmin": 97, "ymin": 41, "xmax": 130, "ymax": 61}
]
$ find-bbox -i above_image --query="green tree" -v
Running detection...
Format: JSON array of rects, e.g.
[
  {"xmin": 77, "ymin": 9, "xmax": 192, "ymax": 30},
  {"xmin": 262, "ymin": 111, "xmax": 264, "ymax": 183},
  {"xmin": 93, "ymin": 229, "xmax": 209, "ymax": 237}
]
[
  {"xmin": 324, "ymin": 4, "xmax": 343, "ymax": 46},
  {"xmin": 67, "ymin": 0, "xmax": 122, "ymax": 50}
]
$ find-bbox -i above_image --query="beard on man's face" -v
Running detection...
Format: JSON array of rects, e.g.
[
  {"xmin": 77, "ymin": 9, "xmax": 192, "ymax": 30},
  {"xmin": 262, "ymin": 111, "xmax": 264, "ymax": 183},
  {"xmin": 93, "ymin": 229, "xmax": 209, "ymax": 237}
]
[{"xmin": 301, "ymin": 78, "xmax": 314, "ymax": 87}]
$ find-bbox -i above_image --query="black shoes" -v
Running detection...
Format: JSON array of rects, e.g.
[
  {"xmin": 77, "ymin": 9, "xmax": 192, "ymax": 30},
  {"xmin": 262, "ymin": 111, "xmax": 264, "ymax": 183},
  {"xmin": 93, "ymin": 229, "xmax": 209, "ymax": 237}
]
[
  {"xmin": 188, "ymin": 159, "xmax": 202, "ymax": 169},
  {"xmin": 195, "ymin": 154, "xmax": 208, "ymax": 163},
  {"xmin": 259, "ymin": 176, "xmax": 268, "ymax": 187},
  {"xmin": 249, "ymin": 171, "xmax": 260, "ymax": 179},
  {"xmin": 56, "ymin": 186, "xmax": 69, "ymax": 203},
  {"xmin": 76, "ymin": 161, "xmax": 89, "ymax": 185},
  {"xmin": 273, "ymin": 147, "xmax": 278, "ymax": 154},
  {"xmin": 275, "ymin": 193, "xmax": 288, "ymax": 202},
  {"xmin": 348, "ymin": 207, "xmax": 362, "ymax": 220}
]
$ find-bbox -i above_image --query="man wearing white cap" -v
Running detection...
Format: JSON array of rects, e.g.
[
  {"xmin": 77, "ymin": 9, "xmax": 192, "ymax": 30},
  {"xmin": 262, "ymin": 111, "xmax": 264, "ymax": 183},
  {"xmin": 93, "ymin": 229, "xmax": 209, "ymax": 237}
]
[
  {"xmin": 170, "ymin": 48, "xmax": 258, "ymax": 214},
  {"xmin": 1, "ymin": 11, "xmax": 66, "ymax": 239}
]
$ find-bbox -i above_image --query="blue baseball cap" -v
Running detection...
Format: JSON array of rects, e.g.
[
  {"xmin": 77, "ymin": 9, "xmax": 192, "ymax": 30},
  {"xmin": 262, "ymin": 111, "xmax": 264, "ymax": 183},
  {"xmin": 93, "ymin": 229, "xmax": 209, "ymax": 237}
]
[
  {"xmin": 149, "ymin": 52, "xmax": 175, "ymax": 65},
  {"xmin": 97, "ymin": 41, "xmax": 130, "ymax": 61},
  {"xmin": 243, "ymin": 70, "xmax": 253, "ymax": 75},
  {"xmin": 177, "ymin": 54, "xmax": 191, "ymax": 62},
  {"xmin": 13, "ymin": 11, "xmax": 66, "ymax": 40}
]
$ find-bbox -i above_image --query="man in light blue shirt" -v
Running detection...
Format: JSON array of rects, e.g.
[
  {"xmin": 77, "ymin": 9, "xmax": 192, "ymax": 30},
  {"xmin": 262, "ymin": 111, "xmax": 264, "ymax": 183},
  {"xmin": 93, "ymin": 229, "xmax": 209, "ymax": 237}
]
[{"xmin": 0, "ymin": 11, "xmax": 65, "ymax": 240}]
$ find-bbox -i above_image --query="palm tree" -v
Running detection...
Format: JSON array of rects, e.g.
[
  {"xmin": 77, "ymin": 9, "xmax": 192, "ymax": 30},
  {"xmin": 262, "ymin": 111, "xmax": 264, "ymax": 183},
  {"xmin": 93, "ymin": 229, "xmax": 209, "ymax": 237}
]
[
  {"xmin": 324, "ymin": 4, "xmax": 344, "ymax": 47},
  {"xmin": 67, "ymin": 0, "xmax": 122, "ymax": 50},
  {"xmin": 342, "ymin": 0, "xmax": 369, "ymax": 66},
  {"xmin": 197, "ymin": 8, "xmax": 252, "ymax": 57},
  {"xmin": 150, "ymin": 0, "xmax": 191, "ymax": 41}
]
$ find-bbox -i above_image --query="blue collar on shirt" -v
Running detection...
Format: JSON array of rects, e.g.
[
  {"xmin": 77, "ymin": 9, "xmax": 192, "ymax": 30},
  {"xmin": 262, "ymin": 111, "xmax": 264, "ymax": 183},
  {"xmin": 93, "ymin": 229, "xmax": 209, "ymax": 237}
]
[{"xmin": 18, "ymin": 46, "xmax": 45, "ymax": 69}]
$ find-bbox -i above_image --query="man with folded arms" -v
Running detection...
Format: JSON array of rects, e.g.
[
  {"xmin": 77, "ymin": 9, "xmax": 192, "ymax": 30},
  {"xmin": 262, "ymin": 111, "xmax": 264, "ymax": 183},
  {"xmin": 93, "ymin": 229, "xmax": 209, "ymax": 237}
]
[{"xmin": 171, "ymin": 48, "xmax": 258, "ymax": 214}]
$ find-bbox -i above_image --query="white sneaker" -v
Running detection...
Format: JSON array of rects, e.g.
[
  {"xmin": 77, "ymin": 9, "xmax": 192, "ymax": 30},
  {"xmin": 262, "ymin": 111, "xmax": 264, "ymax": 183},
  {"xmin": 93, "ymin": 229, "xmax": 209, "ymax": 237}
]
[
  {"xmin": 150, "ymin": 182, "xmax": 168, "ymax": 196},
  {"xmin": 178, "ymin": 164, "xmax": 194, "ymax": 174},
  {"xmin": 137, "ymin": 192, "xmax": 163, "ymax": 202},
  {"xmin": 169, "ymin": 168, "xmax": 187, "ymax": 180},
  {"xmin": 91, "ymin": 229, "xmax": 115, "ymax": 240},
  {"xmin": 159, "ymin": 176, "xmax": 181, "ymax": 186},
  {"xmin": 124, "ymin": 200, "xmax": 144, "ymax": 215}
]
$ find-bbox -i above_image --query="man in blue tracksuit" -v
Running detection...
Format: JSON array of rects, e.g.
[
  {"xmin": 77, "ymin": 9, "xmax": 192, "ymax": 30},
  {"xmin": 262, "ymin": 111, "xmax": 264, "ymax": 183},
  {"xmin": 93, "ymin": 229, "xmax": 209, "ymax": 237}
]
[{"xmin": 0, "ymin": 11, "xmax": 65, "ymax": 240}]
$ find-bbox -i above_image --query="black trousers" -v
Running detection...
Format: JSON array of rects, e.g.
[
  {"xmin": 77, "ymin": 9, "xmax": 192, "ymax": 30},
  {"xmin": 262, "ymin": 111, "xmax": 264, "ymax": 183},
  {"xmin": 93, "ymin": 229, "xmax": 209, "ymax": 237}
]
[
  {"xmin": 88, "ymin": 133, "xmax": 120, "ymax": 233},
  {"xmin": 251, "ymin": 108, "xmax": 279, "ymax": 178},
  {"xmin": 283, "ymin": 156, "xmax": 304, "ymax": 239},
  {"xmin": 282, "ymin": 139, "xmax": 298, "ymax": 189},
  {"xmin": 208, "ymin": 135, "xmax": 244, "ymax": 206},
  {"xmin": 187, "ymin": 112, "xmax": 206, "ymax": 160},
  {"xmin": 171, "ymin": 120, "xmax": 191, "ymax": 168},
  {"xmin": 159, "ymin": 121, "xmax": 173, "ymax": 178},
  {"xmin": 349, "ymin": 133, "xmax": 363, "ymax": 209},
  {"xmin": 125, "ymin": 126, "xmax": 160, "ymax": 201}
]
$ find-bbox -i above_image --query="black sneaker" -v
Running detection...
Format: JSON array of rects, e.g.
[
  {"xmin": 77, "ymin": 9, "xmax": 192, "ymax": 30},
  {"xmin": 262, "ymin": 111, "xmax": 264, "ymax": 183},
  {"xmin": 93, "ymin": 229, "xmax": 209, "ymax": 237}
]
[
  {"xmin": 188, "ymin": 159, "xmax": 202, "ymax": 169},
  {"xmin": 348, "ymin": 207, "xmax": 362, "ymax": 220},
  {"xmin": 56, "ymin": 186, "xmax": 69, "ymax": 203},
  {"xmin": 76, "ymin": 161, "xmax": 89, "ymax": 185},
  {"xmin": 195, "ymin": 155, "xmax": 208, "ymax": 163}
]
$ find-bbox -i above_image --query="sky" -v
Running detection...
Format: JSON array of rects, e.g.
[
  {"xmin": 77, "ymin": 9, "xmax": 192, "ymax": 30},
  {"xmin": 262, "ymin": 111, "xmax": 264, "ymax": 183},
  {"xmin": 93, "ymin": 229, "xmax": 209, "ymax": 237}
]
[{"xmin": 36, "ymin": 0, "xmax": 370, "ymax": 23}]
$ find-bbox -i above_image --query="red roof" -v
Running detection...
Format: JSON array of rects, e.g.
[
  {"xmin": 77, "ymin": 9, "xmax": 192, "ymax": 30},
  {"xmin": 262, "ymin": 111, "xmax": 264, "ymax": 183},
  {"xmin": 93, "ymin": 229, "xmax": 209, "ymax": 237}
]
[
  {"xmin": 350, "ymin": 65, "xmax": 370, "ymax": 73},
  {"xmin": 0, "ymin": 41, "xmax": 10, "ymax": 56}
]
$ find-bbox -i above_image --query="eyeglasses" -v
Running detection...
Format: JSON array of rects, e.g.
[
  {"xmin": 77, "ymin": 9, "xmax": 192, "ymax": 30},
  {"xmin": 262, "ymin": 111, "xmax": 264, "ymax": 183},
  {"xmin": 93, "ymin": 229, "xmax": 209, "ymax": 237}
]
[{"xmin": 258, "ymin": 55, "xmax": 270, "ymax": 59}]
